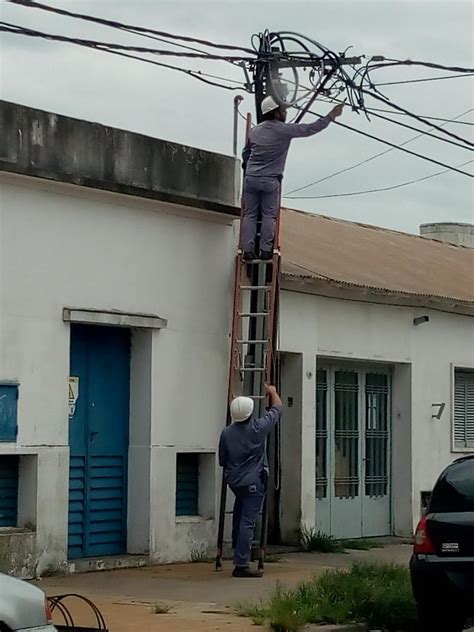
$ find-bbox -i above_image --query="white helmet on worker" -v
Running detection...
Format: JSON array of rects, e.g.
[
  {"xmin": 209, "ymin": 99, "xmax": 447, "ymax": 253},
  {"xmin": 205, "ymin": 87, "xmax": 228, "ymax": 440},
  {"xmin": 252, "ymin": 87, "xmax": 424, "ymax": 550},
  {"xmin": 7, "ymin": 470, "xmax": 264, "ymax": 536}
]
[
  {"xmin": 230, "ymin": 396, "xmax": 254, "ymax": 422},
  {"xmin": 261, "ymin": 95, "xmax": 280, "ymax": 116}
]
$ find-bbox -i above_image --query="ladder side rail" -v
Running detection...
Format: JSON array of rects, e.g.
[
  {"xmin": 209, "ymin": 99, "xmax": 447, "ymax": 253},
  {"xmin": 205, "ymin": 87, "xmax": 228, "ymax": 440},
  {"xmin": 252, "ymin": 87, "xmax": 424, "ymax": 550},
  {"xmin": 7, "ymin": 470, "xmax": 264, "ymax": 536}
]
[
  {"xmin": 257, "ymin": 192, "xmax": 282, "ymax": 571},
  {"xmin": 215, "ymin": 112, "xmax": 252, "ymax": 571}
]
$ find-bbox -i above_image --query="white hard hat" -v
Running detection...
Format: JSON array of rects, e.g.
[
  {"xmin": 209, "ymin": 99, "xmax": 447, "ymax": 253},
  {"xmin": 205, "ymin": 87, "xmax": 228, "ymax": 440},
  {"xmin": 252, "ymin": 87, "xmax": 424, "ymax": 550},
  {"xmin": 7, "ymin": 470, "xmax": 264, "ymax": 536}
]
[
  {"xmin": 230, "ymin": 396, "xmax": 254, "ymax": 422},
  {"xmin": 261, "ymin": 95, "xmax": 279, "ymax": 116}
]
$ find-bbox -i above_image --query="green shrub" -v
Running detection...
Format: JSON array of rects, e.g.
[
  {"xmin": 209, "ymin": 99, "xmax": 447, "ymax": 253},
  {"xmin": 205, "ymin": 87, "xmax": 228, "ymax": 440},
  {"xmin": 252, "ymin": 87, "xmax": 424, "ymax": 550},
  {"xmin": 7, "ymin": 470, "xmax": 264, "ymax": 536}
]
[
  {"xmin": 300, "ymin": 527, "xmax": 343, "ymax": 553},
  {"xmin": 238, "ymin": 562, "xmax": 418, "ymax": 632}
]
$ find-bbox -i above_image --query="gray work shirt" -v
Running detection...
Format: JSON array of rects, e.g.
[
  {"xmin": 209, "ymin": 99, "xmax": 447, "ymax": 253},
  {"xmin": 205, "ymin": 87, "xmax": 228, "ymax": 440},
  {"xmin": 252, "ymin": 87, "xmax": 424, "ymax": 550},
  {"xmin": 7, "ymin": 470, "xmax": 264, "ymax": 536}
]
[
  {"xmin": 218, "ymin": 405, "xmax": 283, "ymax": 489},
  {"xmin": 242, "ymin": 116, "xmax": 331, "ymax": 179}
]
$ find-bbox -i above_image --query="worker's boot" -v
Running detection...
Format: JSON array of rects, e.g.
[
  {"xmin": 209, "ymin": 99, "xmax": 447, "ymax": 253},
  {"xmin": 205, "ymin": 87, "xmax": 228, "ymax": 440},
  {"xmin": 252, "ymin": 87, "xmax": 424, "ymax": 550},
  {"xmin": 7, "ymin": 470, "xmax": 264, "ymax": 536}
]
[
  {"xmin": 259, "ymin": 250, "xmax": 272, "ymax": 260},
  {"xmin": 232, "ymin": 566, "xmax": 263, "ymax": 578},
  {"xmin": 243, "ymin": 251, "xmax": 255, "ymax": 261}
]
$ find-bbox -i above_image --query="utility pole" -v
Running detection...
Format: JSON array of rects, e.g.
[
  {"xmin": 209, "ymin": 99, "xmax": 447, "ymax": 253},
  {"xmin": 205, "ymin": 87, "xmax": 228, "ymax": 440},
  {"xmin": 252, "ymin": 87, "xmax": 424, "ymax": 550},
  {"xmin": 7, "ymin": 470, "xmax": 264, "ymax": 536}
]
[
  {"xmin": 216, "ymin": 33, "xmax": 363, "ymax": 569},
  {"xmin": 246, "ymin": 35, "xmax": 362, "ymax": 546}
]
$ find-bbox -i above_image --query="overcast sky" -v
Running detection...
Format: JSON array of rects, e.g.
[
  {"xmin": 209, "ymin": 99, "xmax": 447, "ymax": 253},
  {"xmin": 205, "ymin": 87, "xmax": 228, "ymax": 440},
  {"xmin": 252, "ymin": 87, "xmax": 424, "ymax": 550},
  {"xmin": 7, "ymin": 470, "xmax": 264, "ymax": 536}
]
[{"xmin": 1, "ymin": 0, "xmax": 473, "ymax": 233}]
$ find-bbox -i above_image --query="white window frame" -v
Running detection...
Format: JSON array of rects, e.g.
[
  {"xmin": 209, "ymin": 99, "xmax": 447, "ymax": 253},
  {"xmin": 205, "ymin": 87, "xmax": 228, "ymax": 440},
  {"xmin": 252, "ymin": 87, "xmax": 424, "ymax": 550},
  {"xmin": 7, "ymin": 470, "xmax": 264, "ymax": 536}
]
[{"xmin": 451, "ymin": 364, "xmax": 474, "ymax": 453}]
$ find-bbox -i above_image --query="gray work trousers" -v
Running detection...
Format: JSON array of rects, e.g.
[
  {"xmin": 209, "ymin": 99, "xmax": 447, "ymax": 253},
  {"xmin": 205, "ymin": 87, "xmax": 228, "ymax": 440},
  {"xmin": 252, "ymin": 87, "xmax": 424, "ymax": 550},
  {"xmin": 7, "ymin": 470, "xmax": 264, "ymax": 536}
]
[
  {"xmin": 241, "ymin": 175, "xmax": 280, "ymax": 254},
  {"xmin": 231, "ymin": 479, "xmax": 266, "ymax": 568}
]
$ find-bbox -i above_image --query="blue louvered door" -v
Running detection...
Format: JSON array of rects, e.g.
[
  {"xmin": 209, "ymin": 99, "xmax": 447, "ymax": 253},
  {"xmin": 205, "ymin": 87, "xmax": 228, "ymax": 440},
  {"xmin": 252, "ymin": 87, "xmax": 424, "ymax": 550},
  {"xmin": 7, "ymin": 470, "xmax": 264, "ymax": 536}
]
[{"xmin": 68, "ymin": 324, "xmax": 130, "ymax": 559}]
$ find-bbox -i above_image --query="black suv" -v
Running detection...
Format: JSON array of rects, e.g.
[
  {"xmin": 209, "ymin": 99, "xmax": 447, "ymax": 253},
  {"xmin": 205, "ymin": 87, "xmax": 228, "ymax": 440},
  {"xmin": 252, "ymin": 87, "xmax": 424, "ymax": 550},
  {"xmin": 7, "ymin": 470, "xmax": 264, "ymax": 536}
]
[{"xmin": 410, "ymin": 455, "xmax": 474, "ymax": 631}]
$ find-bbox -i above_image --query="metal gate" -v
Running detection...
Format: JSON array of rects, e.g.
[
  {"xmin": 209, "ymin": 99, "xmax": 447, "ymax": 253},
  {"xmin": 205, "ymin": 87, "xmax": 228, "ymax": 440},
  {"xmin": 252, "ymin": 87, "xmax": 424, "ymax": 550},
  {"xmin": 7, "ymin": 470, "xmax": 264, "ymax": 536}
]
[{"xmin": 315, "ymin": 365, "xmax": 391, "ymax": 539}]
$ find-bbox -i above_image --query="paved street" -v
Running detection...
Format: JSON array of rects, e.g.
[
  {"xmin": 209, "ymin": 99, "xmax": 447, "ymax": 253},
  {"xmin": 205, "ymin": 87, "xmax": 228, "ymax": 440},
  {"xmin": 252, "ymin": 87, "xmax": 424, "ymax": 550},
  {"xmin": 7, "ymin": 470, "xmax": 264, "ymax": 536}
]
[{"xmin": 37, "ymin": 544, "xmax": 414, "ymax": 631}]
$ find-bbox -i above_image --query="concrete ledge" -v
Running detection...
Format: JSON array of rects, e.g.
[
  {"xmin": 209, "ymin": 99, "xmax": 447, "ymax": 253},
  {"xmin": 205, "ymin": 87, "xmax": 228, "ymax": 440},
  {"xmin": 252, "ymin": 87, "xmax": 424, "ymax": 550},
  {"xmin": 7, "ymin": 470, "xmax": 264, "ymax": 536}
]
[
  {"xmin": 63, "ymin": 307, "xmax": 167, "ymax": 329},
  {"xmin": 0, "ymin": 100, "xmax": 240, "ymax": 217},
  {"xmin": 68, "ymin": 554, "xmax": 149, "ymax": 574}
]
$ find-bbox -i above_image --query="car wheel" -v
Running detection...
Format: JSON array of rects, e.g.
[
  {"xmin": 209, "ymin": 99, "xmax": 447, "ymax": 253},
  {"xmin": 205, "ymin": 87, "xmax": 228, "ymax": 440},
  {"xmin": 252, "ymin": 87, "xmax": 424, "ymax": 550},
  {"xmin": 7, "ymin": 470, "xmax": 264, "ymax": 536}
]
[{"xmin": 417, "ymin": 604, "xmax": 465, "ymax": 632}]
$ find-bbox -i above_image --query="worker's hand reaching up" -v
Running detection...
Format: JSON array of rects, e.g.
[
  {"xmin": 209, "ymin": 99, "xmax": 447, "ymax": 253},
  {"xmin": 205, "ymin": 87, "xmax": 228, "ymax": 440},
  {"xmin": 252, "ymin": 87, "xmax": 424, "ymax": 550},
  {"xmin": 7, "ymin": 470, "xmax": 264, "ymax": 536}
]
[
  {"xmin": 265, "ymin": 384, "xmax": 283, "ymax": 408},
  {"xmin": 329, "ymin": 103, "xmax": 344, "ymax": 121}
]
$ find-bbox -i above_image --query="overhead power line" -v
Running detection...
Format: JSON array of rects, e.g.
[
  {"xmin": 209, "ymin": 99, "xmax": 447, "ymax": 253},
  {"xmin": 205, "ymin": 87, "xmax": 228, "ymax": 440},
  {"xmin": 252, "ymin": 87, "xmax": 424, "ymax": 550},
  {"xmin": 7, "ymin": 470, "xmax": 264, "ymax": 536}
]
[
  {"xmin": 284, "ymin": 159, "xmax": 473, "ymax": 199},
  {"xmin": 359, "ymin": 87, "xmax": 474, "ymax": 148},
  {"xmin": 361, "ymin": 106, "xmax": 474, "ymax": 126},
  {"xmin": 376, "ymin": 72, "xmax": 474, "ymax": 86},
  {"xmin": 285, "ymin": 109, "xmax": 473, "ymax": 196},
  {"xmin": 357, "ymin": 107, "xmax": 471, "ymax": 151},
  {"xmin": 0, "ymin": 22, "xmax": 253, "ymax": 61},
  {"xmin": 305, "ymin": 108, "xmax": 474, "ymax": 178},
  {"xmin": 6, "ymin": 0, "xmax": 255, "ymax": 53},
  {"xmin": 315, "ymin": 94, "xmax": 474, "ymax": 126},
  {"xmin": 378, "ymin": 57, "xmax": 474, "ymax": 74},
  {"xmin": 0, "ymin": 23, "xmax": 245, "ymax": 91}
]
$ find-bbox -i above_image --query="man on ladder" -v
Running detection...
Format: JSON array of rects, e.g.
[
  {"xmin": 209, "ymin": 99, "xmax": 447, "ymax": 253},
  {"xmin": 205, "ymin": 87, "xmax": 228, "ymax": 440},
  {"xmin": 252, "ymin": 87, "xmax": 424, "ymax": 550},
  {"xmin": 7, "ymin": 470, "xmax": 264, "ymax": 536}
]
[
  {"xmin": 219, "ymin": 385, "xmax": 283, "ymax": 578},
  {"xmin": 240, "ymin": 96, "xmax": 344, "ymax": 260}
]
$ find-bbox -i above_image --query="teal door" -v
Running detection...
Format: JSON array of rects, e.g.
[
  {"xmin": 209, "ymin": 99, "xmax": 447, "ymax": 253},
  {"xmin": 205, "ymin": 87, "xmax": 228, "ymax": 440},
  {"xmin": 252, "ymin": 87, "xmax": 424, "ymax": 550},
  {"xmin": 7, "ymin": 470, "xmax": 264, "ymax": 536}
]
[{"xmin": 68, "ymin": 324, "xmax": 130, "ymax": 559}]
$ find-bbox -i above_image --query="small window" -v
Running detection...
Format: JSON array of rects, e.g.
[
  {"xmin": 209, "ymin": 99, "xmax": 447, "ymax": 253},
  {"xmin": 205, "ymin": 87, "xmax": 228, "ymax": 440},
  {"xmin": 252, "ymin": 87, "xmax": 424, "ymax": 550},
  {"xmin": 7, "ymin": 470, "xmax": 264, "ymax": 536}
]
[
  {"xmin": 454, "ymin": 370, "xmax": 474, "ymax": 450},
  {"xmin": 429, "ymin": 458, "xmax": 474, "ymax": 513},
  {"xmin": 0, "ymin": 456, "xmax": 19, "ymax": 527},
  {"xmin": 176, "ymin": 453, "xmax": 199, "ymax": 516},
  {"xmin": 0, "ymin": 384, "xmax": 18, "ymax": 442}
]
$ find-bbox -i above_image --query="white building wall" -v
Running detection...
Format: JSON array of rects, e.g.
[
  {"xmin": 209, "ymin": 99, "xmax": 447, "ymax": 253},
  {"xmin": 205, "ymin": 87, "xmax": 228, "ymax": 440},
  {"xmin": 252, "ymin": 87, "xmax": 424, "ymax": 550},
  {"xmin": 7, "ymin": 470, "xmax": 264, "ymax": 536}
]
[
  {"xmin": 0, "ymin": 172, "xmax": 235, "ymax": 573},
  {"xmin": 1, "ymin": 169, "xmax": 472, "ymax": 571},
  {"xmin": 280, "ymin": 290, "xmax": 474, "ymax": 535}
]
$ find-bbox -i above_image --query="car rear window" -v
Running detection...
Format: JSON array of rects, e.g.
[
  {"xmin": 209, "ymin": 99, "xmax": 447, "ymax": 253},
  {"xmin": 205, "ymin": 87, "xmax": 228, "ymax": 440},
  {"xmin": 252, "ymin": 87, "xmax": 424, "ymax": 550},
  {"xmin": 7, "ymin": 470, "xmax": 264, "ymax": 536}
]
[{"xmin": 429, "ymin": 458, "xmax": 474, "ymax": 513}]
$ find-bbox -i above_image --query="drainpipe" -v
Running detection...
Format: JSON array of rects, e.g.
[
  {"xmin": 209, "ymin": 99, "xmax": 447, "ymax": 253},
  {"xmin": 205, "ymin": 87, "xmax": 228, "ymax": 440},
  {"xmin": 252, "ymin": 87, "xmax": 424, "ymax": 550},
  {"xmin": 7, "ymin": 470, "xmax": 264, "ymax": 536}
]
[{"xmin": 233, "ymin": 95, "xmax": 244, "ymax": 156}]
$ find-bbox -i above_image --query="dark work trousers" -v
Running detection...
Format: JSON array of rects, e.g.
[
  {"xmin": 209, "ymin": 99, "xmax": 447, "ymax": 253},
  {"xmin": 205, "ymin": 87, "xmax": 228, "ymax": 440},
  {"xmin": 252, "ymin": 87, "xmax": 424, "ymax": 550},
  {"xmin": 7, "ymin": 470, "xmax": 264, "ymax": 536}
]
[
  {"xmin": 230, "ymin": 478, "xmax": 266, "ymax": 568},
  {"xmin": 241, "ymin": 175, "xmax": 280, "ymax": 255}
]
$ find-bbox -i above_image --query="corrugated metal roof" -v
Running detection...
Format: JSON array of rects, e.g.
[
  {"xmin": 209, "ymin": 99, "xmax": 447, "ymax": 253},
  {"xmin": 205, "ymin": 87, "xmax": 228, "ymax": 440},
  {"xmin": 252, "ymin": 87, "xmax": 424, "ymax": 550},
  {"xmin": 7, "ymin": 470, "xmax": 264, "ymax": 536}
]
[{"xmin": 280, "ymin": 208, "xmax": 474, "ymax": 308}]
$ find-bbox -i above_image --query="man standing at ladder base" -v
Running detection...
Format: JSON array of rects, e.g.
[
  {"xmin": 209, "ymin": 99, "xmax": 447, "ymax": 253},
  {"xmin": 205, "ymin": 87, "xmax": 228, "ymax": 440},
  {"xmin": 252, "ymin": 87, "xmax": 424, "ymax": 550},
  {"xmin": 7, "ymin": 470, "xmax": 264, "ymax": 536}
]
[
  {"xmin": 218, "ymin": 385, "xmax": 283, "ymax": 578},
  {"xmin": 241, "ymin": 96, "xmax": 344, "ymax": 261}
]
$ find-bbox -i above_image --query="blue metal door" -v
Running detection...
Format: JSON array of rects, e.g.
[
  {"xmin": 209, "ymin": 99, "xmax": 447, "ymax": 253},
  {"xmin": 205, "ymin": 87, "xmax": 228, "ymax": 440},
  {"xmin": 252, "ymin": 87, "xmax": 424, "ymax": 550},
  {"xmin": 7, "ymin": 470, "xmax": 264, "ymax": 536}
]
[{"xmin": 68, "ymin": 324, "xmax": 130, "ymax": 559}]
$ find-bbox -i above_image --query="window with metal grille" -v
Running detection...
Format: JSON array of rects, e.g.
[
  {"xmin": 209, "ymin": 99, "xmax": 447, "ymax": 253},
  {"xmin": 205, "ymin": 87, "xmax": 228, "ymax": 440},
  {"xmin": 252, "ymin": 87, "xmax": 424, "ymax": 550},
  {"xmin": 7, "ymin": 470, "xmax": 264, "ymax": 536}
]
[
  {"xmin": 316, "ymin": 369, "xmax": 328, "ymax": 499},
  {"xmin": 334, "ymin": 370, "xmax": 359, "ymax": 499},
  {"xmin": 0, "ymin": 456, "xmax": 19, "ymax": 527},
  {"xmin": 365, "ymin": 373, "xmax": 389, "ymax": 497},
  {"xmin": 176, "ymin": 453, "xmax": 199, "ymax": 516},
  {"xmin": 454, "ymin": 370, "xmax": 474, "ymax": 450},
  {"xmin": 0, "ymin": 384, "xmax": 18, "ymax": 442}
]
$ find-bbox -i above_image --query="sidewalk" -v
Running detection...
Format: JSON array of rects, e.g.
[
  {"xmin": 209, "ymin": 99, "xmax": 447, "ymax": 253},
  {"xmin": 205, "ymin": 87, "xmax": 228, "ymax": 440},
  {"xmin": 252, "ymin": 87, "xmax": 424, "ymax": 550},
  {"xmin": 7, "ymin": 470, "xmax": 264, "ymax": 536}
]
[{"xmin": 37, "ymin": 544, "xmax": 412, "ymax": 631}]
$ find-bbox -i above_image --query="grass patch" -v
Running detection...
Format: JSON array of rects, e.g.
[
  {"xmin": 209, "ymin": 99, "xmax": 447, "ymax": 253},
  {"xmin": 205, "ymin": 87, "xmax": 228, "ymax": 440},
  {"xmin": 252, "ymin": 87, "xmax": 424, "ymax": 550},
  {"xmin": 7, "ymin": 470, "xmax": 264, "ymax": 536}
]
[
  {"xmin": 239, "ymin": 562, "xmax": 418, "ymax": 632},
  {"xmin": 265, "ymin": 553, "xmax": 284, "ymax": 563},
  {"xmin": 235, "ymin": 601, "xmax": 269, "ymax": 626},
  {"xmin": 340, "ymin": 538, "xmax": 385, "ymax": 551},
  {"xmin": 152, "ymin": 602, "xmax": 172, "ymax": 614},
  {"xmin": 300, "ymin": 527, "xmax": 343, "ymax": 553},
  {"xmin": 190, "ymin": 547, "xmax": 213, "ymax": 563},
  {"xmin": 300, "ymin": 528, "xmax": 386, "ymax": 554}
]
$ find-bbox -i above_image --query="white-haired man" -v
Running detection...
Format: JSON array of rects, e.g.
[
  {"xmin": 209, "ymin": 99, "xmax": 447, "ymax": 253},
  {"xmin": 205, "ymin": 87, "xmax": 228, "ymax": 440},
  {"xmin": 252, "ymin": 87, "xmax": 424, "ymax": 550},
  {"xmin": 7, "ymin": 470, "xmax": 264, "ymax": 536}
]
[{"xmin": 218, "ymin": 385, "xmax": 283, "ymax": 578}]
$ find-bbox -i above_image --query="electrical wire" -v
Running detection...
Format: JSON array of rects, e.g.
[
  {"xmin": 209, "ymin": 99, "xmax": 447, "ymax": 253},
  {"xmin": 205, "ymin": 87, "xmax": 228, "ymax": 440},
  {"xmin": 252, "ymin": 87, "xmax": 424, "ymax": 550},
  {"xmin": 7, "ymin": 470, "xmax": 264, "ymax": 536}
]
[
  {"xmin": 359, "ymin": 86, "xmax": 474, "ymax": 147},
  {"xmin": 352, "ymin": 58, "xmax": 474, "ymax": 146},
  {"xmin": 285, "ymin": 109, "xmax": 473, "ymax": 195},
  {"xmin": 6, "ymin": 0, "xmax": 255, "ymax": 54},
  {"xmin": 316, "ymin": 90, "xmax": 472, "ymax": 151},
  {"xmin": 284, "ymin": 159, "xmax": 473, "ymax": 199},
  {"xmin": 0, "ymin": 23, "xmax": 246, "ymax": 91},
  {"xmin": 353, "ymin": 108, "xmax": 472, "ymax": 151},
  {"xmin": 375, "ymin": 57, "xmax": 474, "ymax": 74},
  {"xmin": 0, "ymin": 21, "xmax": 253, "ymax": 61},
  {"xmin": 302, "ymin": 108, "xmax": 474, "ymax": 178},
  {"xmin": 287, "ymin": 81, "xmax": 474, "ymax": 126},
  {"xmin": 336, "ymin": 98, "xmax": 474, "ymax": 127},
  {"xmin": 376, "ymin": 72, "xmax": 474, "ymax": 86}
]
